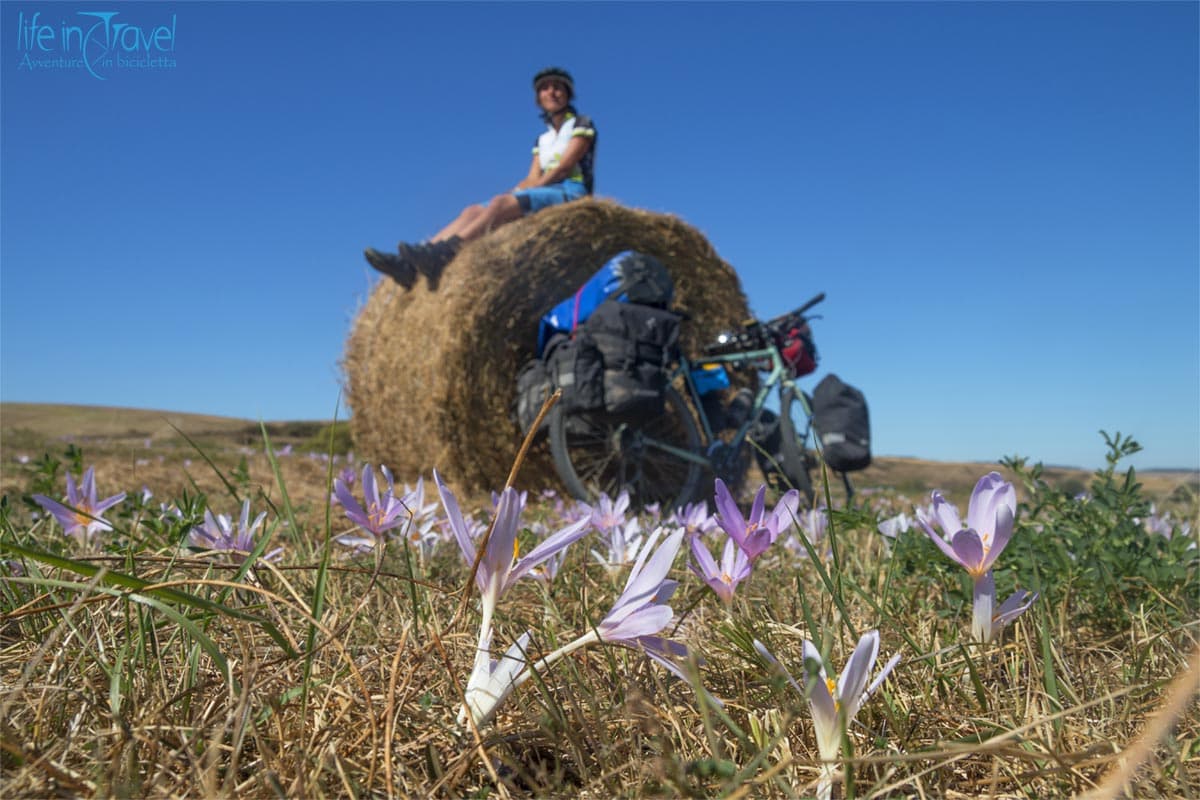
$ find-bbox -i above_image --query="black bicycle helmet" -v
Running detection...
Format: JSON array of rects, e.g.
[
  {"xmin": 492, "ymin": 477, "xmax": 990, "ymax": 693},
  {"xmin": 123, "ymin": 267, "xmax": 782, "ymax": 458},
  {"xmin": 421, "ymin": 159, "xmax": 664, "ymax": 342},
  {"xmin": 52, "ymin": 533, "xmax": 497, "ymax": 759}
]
[{"xmin": 533, "ymin": 67, "xmax": 574, "ymax": 99}]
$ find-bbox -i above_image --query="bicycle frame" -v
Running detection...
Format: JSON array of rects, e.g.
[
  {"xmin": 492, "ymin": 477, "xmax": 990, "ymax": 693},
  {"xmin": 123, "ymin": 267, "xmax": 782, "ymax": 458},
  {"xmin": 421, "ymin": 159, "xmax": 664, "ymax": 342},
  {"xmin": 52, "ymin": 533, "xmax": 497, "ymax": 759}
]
[
  {"xmin": 651, "ymin": 343, "xmax": 815, "ymax": 469},
  {"xmin": 547, "ymin": 290, "xmax": 845, "ymax": 509}
]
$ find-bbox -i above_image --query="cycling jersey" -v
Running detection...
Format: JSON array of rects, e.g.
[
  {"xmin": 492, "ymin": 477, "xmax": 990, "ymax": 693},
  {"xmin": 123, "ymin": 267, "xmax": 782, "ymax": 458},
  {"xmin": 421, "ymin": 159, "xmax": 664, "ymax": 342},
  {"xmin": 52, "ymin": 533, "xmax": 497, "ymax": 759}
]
[{"xmin": 532, "ymin": 110, "xmax": 597, "ymax": 194}]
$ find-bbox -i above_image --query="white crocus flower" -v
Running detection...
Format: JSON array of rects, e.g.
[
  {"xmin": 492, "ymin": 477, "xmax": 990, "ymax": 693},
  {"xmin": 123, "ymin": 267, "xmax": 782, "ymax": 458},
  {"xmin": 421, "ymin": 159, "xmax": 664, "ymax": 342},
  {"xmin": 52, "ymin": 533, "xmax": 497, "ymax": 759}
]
[
  {"xmin": 756, "ymin": 631, "xmax": 900, "ymax": 800},
  {"xmin": 458, "ymin": 626, "xmax": 531, "ymax": 727}
]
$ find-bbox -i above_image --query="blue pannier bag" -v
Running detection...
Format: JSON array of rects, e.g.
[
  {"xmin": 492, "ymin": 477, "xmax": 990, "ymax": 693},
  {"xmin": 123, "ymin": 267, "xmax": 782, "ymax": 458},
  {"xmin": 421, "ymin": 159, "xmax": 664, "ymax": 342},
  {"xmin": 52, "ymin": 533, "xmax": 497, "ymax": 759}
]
[
  {"xmin": 537, "ymin": 251, "xmax": 674, "ymax": 356},
  {"xmin": 690, "ymin": 363, "xmax": 731, "ymax": 396}
]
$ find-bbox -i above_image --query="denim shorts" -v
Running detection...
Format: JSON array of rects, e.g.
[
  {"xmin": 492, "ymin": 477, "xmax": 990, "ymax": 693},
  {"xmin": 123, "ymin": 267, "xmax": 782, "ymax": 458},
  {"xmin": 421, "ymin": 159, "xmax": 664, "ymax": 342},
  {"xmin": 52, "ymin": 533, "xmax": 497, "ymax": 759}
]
[{"xmin": 513, "ymin": 180, "xmax": 588, "ymax": 214}]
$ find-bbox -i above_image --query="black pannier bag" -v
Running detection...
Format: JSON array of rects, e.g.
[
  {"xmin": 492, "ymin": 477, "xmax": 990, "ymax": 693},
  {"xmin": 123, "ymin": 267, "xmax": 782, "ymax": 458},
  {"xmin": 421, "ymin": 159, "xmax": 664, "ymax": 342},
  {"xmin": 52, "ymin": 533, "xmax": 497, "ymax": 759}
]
[
  {"xmin": 546, "ymin": 334, "xmax": 604, "ymax": 414},
  {"xmin": 581, "ymin": 299, "xmax": 681, "ymax": 417},
  {"xmin": 514, "ymin": 357, "xmax": 552, "ymax": 434},
  {"xmin": 514, "ymin": 334, "xmax": 605, "ymax": 434},
  {"xmin": 514, "ymin": 252, "xmax": 678, "ymax": 434},
  {"xmin": 811, "ymin": 374, "xmax": 871, "ymax": 472}
]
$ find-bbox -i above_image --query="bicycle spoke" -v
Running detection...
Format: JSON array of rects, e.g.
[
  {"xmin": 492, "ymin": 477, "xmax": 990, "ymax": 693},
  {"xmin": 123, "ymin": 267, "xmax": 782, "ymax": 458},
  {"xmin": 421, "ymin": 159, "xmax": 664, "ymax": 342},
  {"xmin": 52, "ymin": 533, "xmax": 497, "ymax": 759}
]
[{"xmin": 550, "ymin": 388, "xmax": 703, "ymax": 508}]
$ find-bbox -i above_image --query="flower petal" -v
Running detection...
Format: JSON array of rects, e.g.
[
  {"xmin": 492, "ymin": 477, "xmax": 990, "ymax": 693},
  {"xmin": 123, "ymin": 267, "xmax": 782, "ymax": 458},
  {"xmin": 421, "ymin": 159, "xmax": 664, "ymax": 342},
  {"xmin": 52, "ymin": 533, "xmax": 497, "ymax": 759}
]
[
  {"xmin": 599, "ymin": 604, "xmax": 674, "ymax": 642},
  {"xmin": 434, "ymin": 471, "xmax": 479, "ymax": 573},
  {"xmin": 949, "ymin": 529, "xmax": 986, "ymax": 575},
  {"xmin": 931, "ymin": 491, "xmax": 964, "ymax": 538},
  {"xmin": 754, "ymin": 639, "xmax": 805, "ymax": 695},
  {"xmin": 479, "ymin": 488, "xmax": 522, "ymax": 595},
  {"xmin": 31, "ymin": 495, "xmax": 83, "ymax": 534},
  {"xmin": 919, "ymin": 516, "xmax": 969, "ymax": 569},
  {"xmin": 748, "ymin": 484, "xmax": 767, "ymax": 527},
  {"xmin": 979, "ymin": 503, "xmax": 1015, "ymax": 573},
  {"xmin": 836, "ymin": 630, "xmax": 880, "ymax": 723},
  {"xmin": 505, "ymin": 514, "xmax": 591, "ymax": 591},
  {"xmin": 80, "ymin": 467, "xmax": 97, "ymax": 505},
  {"xmin": 619, "ymin": 527, "xmax": 681, "ymax": 605},
  {"xmin": 689, "ymin": 535, "xmax": 720, "ymax": 581},
  {"xmin": 65, "ymin": 471, "xmax": 81, "ymax": 505},
  {"xmin": 713, "ymin": 479, "xmax": 747, "ymax": 546},
  {"xmin": 802, "ymin": 640, "xmax": 839, "ymax": 757},
  {"xmin": 721, "ymin": 535, "xmax": 752, "ymax": 580},
  {"xmin": 93, "ymin": 493, "xmax": 126, "ymax": 515},
  {"xmin": 965, "ymin": 472, "xmax": 1015, "ymax": 537},
  {"xmin": 994, "ymin": 589, "xmax": 1037, "ymax": 629},
  {"xmin": 770, "ymin": 489, "xmax": 801, "ymax": 539},
  {"xmin": 361, "ymin": 465, "xmax": 380, "ymax": 511}
]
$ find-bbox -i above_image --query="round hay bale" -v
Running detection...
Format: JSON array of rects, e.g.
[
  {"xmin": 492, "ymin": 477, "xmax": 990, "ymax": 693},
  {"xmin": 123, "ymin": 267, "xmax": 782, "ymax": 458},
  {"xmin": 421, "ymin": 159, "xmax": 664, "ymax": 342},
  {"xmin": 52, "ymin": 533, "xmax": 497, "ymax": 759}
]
[{"xmin": 342, "ymin": 198, "xmax": 753, "ymax": 492}]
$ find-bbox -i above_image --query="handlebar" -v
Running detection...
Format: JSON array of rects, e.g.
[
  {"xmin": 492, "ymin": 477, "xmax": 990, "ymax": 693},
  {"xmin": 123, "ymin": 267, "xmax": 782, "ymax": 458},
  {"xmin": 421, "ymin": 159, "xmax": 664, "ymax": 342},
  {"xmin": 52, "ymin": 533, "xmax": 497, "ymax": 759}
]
[
  {"xmin": 701, "ymin": 292, "xmax": 827, "ymax": 357},
  {"xmin": 796, "ymin": 291, "xmax": 826, "ymax": 316},
  {"xmin": 765, "ymin": 292, "xmax": 825, "ymax": 332}
]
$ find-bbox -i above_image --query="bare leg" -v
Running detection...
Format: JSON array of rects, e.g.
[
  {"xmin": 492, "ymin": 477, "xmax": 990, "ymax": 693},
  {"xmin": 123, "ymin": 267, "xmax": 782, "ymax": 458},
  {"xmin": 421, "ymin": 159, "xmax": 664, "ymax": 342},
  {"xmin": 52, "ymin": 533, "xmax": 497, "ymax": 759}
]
[
  {"xmin": 429, "ymin": 204, "xmax": 486, "ymax": 243},
  {"xmin": 453, "ymin": 194, "xmax": 524, "ymax": 242}
]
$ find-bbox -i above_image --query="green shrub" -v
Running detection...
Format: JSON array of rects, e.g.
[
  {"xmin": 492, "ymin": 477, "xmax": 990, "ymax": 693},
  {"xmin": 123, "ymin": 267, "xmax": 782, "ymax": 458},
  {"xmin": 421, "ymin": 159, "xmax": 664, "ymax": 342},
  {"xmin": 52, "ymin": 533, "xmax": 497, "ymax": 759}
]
[
  {"xmin": 1002, "ymin": 432, "xmax": 1198, "ymax": 632},
  {"xmin": 299, "ymin": 421, "xmax": 354, "ymax": 455}
]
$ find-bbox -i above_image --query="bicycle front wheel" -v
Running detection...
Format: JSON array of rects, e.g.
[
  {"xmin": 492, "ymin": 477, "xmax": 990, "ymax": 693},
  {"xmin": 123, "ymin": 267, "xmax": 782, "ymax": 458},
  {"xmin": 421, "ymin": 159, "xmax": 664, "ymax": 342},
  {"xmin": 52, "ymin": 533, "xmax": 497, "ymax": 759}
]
[
  {"xmin": 549, "ymin": 387, "xmax": 705, "ymax": 510},
  {"xmin": 777, "ymin": 386, "xmax": 816, "ymax": 507}
]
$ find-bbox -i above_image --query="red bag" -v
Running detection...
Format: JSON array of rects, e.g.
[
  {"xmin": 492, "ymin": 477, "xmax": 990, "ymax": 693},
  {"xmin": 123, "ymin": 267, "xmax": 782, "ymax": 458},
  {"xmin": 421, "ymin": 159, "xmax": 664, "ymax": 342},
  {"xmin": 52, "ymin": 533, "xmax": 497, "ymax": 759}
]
[{"xmin": 780, "ymin": 324, "xmax": 817, "ymax": 377}]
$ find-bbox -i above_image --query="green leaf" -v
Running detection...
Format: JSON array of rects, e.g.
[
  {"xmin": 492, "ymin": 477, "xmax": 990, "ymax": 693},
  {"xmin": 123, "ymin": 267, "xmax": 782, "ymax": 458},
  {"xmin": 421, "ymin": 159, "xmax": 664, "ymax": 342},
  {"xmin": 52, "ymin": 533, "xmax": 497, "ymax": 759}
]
[{"xmin": 1, "ymin": 541, "xmax": 297, "ymax": 658}]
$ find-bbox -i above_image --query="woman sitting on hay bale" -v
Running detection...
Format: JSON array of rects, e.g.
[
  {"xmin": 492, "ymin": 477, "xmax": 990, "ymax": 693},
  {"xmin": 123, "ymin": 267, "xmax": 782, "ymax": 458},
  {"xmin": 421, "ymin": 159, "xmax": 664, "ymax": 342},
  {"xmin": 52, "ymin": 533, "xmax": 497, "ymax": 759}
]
[{"xmin": 364, "ymin": 66, "xmax": 597, "ymax": 291}]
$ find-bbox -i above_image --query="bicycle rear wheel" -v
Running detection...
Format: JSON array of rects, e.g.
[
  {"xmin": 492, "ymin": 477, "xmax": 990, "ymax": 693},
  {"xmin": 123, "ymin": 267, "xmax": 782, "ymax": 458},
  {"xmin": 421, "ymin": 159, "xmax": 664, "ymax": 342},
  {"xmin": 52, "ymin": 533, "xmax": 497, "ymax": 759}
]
[
  {"xmin": 777, "ymin": 386, "xmax": 816, "ymax": 507},
  {"xmin": 549, "ymin": 387, "xmax": 705, "ymax": 510}
]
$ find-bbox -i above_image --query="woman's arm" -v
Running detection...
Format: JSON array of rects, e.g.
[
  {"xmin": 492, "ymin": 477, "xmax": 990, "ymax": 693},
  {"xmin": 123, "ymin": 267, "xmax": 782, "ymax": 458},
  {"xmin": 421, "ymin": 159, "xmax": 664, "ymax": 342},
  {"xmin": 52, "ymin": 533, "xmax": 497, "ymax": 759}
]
[
  {"xmin": 533, "ymin": 136, "xmax": 592, "ymax": 187},
  {"xmin": 512, "ymin": 154, "xmax": 543, "ymax": 191}
]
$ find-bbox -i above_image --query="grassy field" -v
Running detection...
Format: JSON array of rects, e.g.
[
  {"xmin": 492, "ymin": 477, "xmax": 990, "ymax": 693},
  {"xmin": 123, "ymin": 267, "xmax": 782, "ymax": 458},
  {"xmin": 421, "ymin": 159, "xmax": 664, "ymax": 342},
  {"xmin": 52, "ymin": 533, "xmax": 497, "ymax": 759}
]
[{"xmin": 1, "ymin": 403, "xmax": 1196, "ymax": 798}]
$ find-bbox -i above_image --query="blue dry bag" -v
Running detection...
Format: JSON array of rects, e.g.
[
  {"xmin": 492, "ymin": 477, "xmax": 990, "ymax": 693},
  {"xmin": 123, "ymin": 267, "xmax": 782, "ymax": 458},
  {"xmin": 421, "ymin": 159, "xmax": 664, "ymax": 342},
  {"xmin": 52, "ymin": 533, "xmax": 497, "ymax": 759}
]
[{"xmin": 537, "ymin": 252, "xmax": 629, "ymax": 356}]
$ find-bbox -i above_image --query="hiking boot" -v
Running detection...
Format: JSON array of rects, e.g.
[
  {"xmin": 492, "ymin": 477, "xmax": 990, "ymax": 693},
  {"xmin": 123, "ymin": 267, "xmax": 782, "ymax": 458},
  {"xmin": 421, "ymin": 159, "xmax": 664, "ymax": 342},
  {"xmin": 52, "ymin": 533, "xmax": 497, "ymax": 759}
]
[
  {"xmin": 404, "ymin": 236, "xmax": 463, "ymax": 291},
  {"xmin": 364, "ymin": 247, "xmax": 417, "ymax": 290}
]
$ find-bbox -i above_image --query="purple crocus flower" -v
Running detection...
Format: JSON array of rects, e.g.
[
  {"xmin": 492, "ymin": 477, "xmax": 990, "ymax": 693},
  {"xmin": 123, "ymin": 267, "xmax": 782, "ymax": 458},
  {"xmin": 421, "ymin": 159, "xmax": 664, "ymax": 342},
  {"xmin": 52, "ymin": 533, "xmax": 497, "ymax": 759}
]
[
  {"xmin": 528, "ymin": 526, "xmax": 691, "ymax": 673},
  {"xmin": 398, "ymin": 476, "xmax": 441, "ymax": 559},
  {"xmin": 594, "ymin": 526, "xmax": 684, "ymax": 644},
  {"xmin": 436, "ymin": 471, "xmax": 591, "ymax": 635},
  {"xmin": 440, "ymin": 471, "xmax": 591, "ymax": 728},
  {"xmin": 916, "ymin": 472, "xmax": 1036, "ymax": 641},
  {"xmin": 672, "ymin": 501, "xmax": 718, "ymax": 537},
  {"xmin": 330, "ymin": 465, "xmax": 357, "ymax": 505},
  {"xmin": 916, "ymin": 472, "xmax": 1015, "ymax": 580},
  {"xmin": 756, "ymin": 631, "xmax": 900, "ymax": 800},
  {"xmin": 689, "ymin": 533, "xmax": 752, "ymax": 605},
  {"xmin": 33, "ymin": 467, "xmax": 126, "ymax": 541},
  {"xmin": 334, "ymin": 464, "xmax": 408, "ymax": 539},
  {"xmin": 590, "ymin": 516, "xmax": 645, "ymax": 569},
  {"xmin": 188, "ymin": 499, "xmax": 282, "ymax": 563},
  {"xmin": 459, "ymin": 625, "xmax": 532, "ymax": 726},
  {"xmin": 713, "ymin": 479, "xmax": 799, "ymax": 561},
  {"xmin": 783, "ymin": 505, "xmax": 831, "ymax": 561},
  {"xmin": 1139, "ymin": 505, "xmax": 1193, "ymax": 542},
  {"xmin": 877, "ymin": 511, "xmax": 911, "ymax": 540},
  {"xmin": 590, "ymin": 490, "xmax": 631, "ymax": 532},
  {"xmin": 461, "ymin": 526, "xmax": 701, "ymax": 728}
]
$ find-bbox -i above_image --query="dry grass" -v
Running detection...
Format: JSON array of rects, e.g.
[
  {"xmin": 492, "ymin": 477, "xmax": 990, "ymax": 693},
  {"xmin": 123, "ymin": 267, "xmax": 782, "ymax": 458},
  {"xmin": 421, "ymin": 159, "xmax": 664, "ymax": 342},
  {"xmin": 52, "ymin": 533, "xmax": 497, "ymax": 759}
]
[{"xmin": 2, "ymin": 406, "xmax": 1197, "ymax": 799}]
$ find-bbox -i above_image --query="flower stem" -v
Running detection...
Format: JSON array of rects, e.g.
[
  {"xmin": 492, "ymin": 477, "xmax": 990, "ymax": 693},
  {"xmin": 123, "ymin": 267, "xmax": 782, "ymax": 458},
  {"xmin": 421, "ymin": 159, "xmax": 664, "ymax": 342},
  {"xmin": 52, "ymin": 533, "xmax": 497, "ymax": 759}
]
[{"xmin": 512, "ymin": 630, "xmax": 600, "ymax": 690}]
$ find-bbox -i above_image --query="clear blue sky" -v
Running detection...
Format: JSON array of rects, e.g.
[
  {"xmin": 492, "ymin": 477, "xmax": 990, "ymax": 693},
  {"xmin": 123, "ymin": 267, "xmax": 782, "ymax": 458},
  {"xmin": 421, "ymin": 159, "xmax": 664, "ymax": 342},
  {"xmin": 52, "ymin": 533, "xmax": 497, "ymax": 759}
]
[{"xmin": 2, "ymin": 2, "xmax": 1197, "ymax": 471}]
